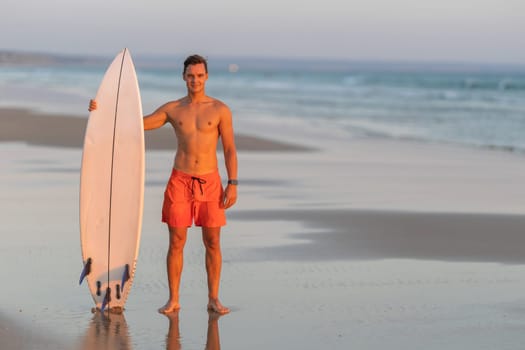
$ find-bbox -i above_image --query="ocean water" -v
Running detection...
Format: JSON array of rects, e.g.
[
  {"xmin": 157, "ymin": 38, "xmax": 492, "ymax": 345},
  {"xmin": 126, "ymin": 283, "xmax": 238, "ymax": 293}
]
[{"xmin": 1, "ymin": 57, "xmax": 524, "ymax": 151}]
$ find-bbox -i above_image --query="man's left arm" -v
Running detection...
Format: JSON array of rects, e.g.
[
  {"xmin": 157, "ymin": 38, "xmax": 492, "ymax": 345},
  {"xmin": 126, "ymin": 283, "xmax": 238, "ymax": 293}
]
[{"xmin": 219, "ymin": 105, "xmax": 238, "ymax": 209}]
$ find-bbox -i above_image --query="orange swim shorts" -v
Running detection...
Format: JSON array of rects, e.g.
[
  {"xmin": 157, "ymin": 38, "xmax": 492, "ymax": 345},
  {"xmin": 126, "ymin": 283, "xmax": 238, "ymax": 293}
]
[{"xmin": 162, "ymin": 169, "xmax": 226, "ymax": 228}]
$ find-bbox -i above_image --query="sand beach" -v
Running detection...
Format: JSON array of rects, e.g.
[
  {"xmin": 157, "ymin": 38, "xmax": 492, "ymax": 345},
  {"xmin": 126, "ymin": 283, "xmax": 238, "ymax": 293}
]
[{"xmin": 1, "ymin": 105, "xmax": 525, "ymax": 350}]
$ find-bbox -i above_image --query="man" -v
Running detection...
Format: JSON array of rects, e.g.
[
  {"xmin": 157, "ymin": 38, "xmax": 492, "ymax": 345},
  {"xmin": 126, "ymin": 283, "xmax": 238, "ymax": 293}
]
[{"xmin": 89, "ymin": 54, "xmax": 237, "ymax": 315}]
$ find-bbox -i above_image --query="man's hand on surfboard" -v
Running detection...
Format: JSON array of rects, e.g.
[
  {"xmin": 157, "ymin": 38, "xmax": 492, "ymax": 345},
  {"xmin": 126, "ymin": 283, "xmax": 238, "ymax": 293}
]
[{"xmin": 88, "ymin": 99, "xmax": 97, "ymax": 112}]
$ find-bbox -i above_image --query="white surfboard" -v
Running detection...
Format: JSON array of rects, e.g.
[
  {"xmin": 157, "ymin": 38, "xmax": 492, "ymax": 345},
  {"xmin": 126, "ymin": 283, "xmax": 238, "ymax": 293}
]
[{"xmin": 79, "ymin": 48, "xmax": 144, "ymax": 312}]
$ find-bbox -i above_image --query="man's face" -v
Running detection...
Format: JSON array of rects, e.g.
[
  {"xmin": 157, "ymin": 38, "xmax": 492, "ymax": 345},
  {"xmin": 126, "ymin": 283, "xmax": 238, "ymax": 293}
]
[{"xmin": 183, "ymin": 63, "xmax": 208, "ymax": 93}]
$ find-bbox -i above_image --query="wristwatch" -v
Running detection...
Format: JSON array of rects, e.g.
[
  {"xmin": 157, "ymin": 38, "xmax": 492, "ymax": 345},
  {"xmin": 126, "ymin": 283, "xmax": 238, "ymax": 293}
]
[{"xmin": 227, "ymin": 179, "xmax": 238, "ymax": 185}]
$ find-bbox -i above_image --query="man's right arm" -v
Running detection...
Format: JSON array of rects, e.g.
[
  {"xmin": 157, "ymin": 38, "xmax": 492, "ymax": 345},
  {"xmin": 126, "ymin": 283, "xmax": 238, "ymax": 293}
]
[{"xmin": 143, "ymin": 106, "xmax": 169, "ymax": 131}]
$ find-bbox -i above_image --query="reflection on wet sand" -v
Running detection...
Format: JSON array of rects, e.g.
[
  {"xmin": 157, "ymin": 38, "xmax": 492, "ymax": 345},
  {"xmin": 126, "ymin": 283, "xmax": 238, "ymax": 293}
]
[
  {"xmin": 80, "ymin": 312, "xmax": 132, "ymax": 350},
  {"xmin": 80, "ymin": 310, "xmax": 222, "ymax": 349},
  {"xmin": 205, "ymin": 312, "xmax": 222, "ymax": 350},
  {"xmin": 165, "ymin": 311, "xmax": 181, "ymax": 350},
  {"xmin": 165, "ymin": 311, "xmax": 222, "ymax": 350}
]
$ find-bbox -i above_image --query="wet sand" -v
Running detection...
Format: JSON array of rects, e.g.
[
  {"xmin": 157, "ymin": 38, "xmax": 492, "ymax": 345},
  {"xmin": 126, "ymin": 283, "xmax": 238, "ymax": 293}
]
[
  {"xmin": 1, "ymin": 109, "xmax": 525, "ymax": 349},
  {"xmin": 229, "ymin": 209, "xmax": 525, "ymax": 264},
  {"xmin": 1, "ymin": 313, "xmax": 69, "ymax": 350}
]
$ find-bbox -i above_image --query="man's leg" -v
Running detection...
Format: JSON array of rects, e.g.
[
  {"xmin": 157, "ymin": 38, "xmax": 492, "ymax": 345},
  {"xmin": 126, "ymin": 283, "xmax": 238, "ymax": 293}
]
[
  {"xmin": 159, "ymin": 226, "xmax": 188, "ymax": 314},
  {"xmin": 202, "ymin": 227, "xmax": 230, "ymax": 314}
]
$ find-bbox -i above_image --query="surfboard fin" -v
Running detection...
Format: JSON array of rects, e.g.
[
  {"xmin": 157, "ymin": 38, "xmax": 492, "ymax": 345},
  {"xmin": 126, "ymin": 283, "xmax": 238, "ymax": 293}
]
[
  {"xmin": 79, "ymin": 258, "xmax": 92, "ymax": 285},
  {"xmin": 101, "ymin": 287, "xmax": 111, "ymax": 313},
  {"xmin": 121, "ymin": 264, "xmax": 131, "ymax": 292}
]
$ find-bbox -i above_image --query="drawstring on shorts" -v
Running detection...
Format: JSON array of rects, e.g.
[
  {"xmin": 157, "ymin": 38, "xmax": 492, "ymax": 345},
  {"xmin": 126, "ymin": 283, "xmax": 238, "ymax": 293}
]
[{"xmin": 191, "ymin": 176, "xmax": 207, "ymax": 196}]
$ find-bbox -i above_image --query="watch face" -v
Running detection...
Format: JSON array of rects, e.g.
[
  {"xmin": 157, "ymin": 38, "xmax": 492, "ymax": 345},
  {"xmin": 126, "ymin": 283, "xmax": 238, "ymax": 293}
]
[{"xmin": 228, "ymin": 180, "xmax": 238, "ymax": 185}]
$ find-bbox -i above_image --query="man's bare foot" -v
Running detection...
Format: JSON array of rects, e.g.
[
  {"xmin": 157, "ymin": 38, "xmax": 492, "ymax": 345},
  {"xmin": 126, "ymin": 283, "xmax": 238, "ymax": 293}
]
[
  {"xmin": 158, "ymin": 301, "xmax": 180, "ymax": 314},
  {"xmin": 207, "ymin": 299, "xmax": 230, "ymax": 315}
]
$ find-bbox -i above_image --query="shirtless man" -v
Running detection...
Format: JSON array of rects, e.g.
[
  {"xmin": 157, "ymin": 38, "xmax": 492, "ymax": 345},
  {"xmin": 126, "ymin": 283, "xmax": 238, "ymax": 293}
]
[{"xmin": 89, "ymin": 55, "xmax": 237, "ymax": 314}]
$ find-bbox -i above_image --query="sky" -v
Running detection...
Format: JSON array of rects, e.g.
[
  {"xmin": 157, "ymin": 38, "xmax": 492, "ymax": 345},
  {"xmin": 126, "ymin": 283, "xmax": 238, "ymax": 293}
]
[{"xmin": 2, "ymin": 0, "xmax": 525, "ymax": 64}]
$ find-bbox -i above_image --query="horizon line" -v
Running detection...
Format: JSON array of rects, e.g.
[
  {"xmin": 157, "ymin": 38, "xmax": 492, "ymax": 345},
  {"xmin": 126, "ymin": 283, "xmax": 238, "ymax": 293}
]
[{"xmin": 1, "ymin": 48, "xmax": 525, "ymax": 71}]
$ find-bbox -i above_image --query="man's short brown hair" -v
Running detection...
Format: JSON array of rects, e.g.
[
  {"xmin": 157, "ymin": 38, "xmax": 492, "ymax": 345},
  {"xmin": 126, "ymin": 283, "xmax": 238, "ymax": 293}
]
[{"xmin": 183, "ymin": 54, "xmax": 208, "ymax": 74}]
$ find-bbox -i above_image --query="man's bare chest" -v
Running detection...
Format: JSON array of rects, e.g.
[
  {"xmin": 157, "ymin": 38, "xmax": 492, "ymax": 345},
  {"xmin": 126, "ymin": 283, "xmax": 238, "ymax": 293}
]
[{"xmin": 169, "ymin": 104, "xmax": 220, "ymax": 134}]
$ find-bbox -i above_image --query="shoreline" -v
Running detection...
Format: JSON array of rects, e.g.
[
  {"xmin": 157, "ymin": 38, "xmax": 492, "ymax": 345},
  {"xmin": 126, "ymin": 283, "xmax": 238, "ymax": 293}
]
[{"xmin": 0, "ymin": 107, "xmax": 313, "ymax": 152}]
